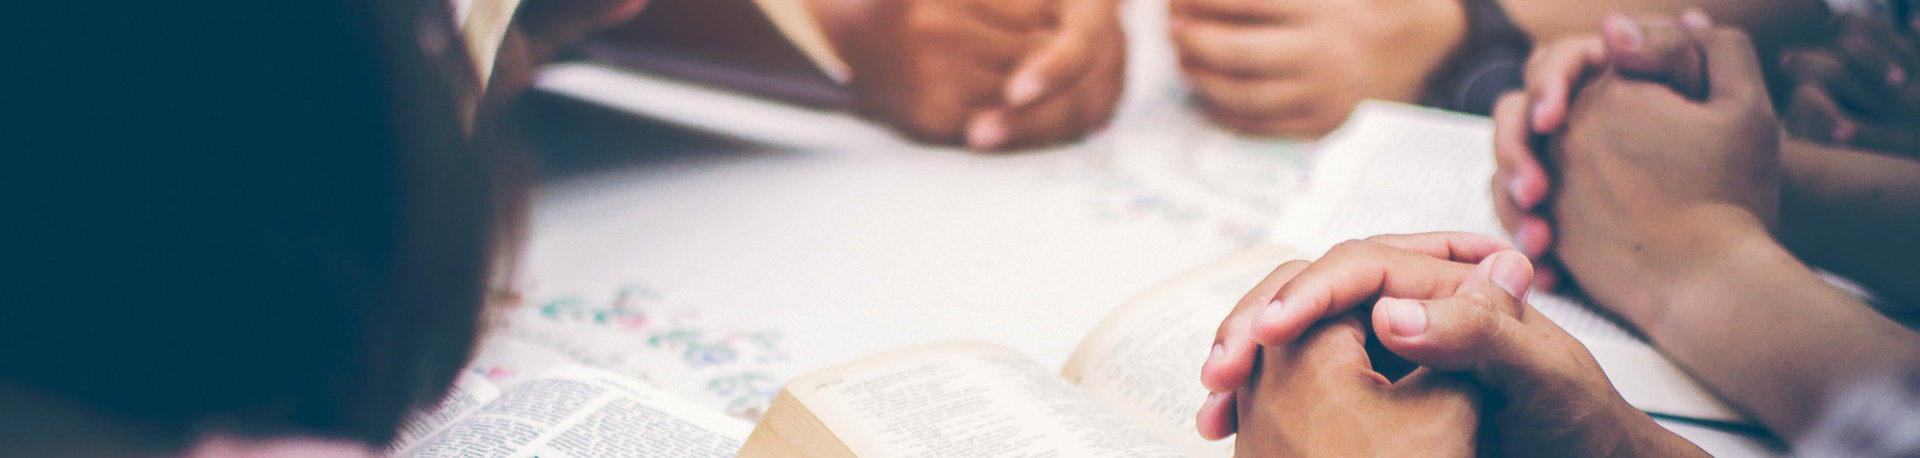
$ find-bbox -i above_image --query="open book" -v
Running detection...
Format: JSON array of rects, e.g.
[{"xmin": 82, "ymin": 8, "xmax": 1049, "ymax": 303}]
[
  {"xmin": 388, "ymin": 366, "xmax": 751, "ymax": 457},
  {"xmin": 739, "ymin": 102, "xmax": 1753, "ymax": 457},
  {"xmin": 740, "ymin": 245, "xmax": 1305, "ymax": 457}
]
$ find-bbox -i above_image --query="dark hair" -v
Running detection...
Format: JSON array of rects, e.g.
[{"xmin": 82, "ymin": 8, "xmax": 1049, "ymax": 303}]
[{"xmin": 7, "ymin": 0, "xmax": 512, "ymax": 449}]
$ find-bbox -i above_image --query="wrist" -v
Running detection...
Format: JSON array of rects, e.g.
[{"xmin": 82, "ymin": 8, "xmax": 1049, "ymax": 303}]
[
  {"xmin": 1379, "ymin": 0, "xmax": 1468, "ymax": 101},
  {"xmin": 1634, "ymin": 205, "xmax": 1780, "ymax": 339},
  {"xmin": 1524, "ymin": 382, "xmax": 1703, "ymax": 457},
  {"xmin": 1618, "ymin": 413, "xmax": 1710, "ymax": 457}
]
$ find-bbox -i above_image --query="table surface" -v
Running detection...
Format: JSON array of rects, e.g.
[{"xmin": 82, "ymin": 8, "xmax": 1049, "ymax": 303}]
[{"xmin": 489, "ymin": 0, "xmax": 1785, "ymax": 455}]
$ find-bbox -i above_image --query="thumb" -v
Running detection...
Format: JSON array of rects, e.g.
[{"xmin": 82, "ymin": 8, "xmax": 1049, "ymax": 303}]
[
  {"xmin": 1369, "ymin": 251, "xmax": 1539, "ymax": 378},
  {"xmin": 1602, "ymin": 13, "xmax": 1709, "ymax": 99}
]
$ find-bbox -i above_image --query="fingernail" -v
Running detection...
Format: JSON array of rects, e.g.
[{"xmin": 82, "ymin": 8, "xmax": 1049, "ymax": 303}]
[
  {"xmin": 1209, "ymin": 343, "xmax": 1226, "ymax": 362},
  {"xmin": 1890, "ymin": 66, "xmax": 1907, "ymax": 87},
  {"xmin": 967, "ymin": 116, "xmax": 1008, "ymax": 150},
  {"xmin": 1512, "ymin": 229, "xmax": 1540, "ymax": 258},
  {"xmin": 1202, "ymin": 391, "xmax": 1232, "ymax": 411},
  {"xmin": 1530, "ymin": 100, "xmax": 1553, "ymax": 133},
  {"xmin": 1681, "ymin": 9, "xmax": 1713, "ymax": 30},
  {"xmin": 1603, "ymin": 14, "xmax": 1642, "ymax": 52},
  {"xmin": 1487, "ymin": 252, "xmax": 1531, "ymax": 299},
  {"xmin": 1508, "ymin": 175, "xmax": 1532, "ymax": 207},
  {"xmin": 1535, "ymin": 267, "xmax": 1560, "ymax": 291},
  {"xmin": 1382, "ymin": 298, "xmax": 1427, "ymax": 337},
  {"xmin": 1008, "ymin": 74, "xmax": 1045, "ymax": 106},
  {"xmin": 1261, "ymin": 298, "xmax": 1287, "ymax": 320}
]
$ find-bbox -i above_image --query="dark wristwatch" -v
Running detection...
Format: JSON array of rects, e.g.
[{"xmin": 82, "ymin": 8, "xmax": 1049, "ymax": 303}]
[{"xmin": 1420, "ymin": 0, "xmax": 1532, "ymax": 116}]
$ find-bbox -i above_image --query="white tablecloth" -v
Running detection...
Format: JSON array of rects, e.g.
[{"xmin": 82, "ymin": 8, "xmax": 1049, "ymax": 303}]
[{"xmin": 486, "ymin": 0, "xmax": 1781, "ymax": 454}]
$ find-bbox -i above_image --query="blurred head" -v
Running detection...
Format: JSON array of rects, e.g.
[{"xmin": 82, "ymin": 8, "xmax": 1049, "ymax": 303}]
[{"xmin": 8, "ymin": 0, "xmax": 525, "ymax": 450}]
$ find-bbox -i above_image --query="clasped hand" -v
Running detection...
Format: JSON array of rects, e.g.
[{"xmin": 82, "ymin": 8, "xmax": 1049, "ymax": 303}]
[
  {"xmin": 1196, "ymin": 233, "xmax": 1701, "ymax": 457},
  {"xmin": 834, "ymin": 0, "xmax": 1126, "ymax": 150}
]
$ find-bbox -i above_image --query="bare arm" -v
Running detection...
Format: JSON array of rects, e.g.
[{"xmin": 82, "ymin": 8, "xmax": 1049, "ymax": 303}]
[
  {"xmin": 1638, "ymin": 208, "xmax": 1920, "ymax": 441},
  {"xmin": 1519, "ymin": 22, "xmax": 1920, "ymax": 442},
  {"xmin": 1498, "ymin": 0, "xmax": 1829, "ymax": 46},
  {"xmin": 1780, "ymin": 138, "xmax": 1920, "ymax": 311}
]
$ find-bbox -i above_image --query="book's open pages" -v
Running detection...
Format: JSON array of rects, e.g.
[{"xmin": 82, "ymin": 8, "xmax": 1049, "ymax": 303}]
[
  {"xmin": 743, "ymin": 245, "xmax": 1306, "ymax": 457},
  {"xmin": 389, "ymin": 366, "xmax": 750, "ymax": 457},
  {"xmin": 1060, "ymin": 244, "xmax": 1306, "ymax": 456},
  {"xmin": 767, "ymin": 343, "xmax": 1190, "ymax": 457},
  {"xmin": 1270, "ymin": 101, "xmax": 1745, "ymax": 424}
]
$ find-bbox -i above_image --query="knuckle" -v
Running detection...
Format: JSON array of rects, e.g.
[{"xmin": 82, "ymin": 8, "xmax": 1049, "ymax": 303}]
[
  {"xmin": 1463, "ymin": 289, "xmax": 1521, "ymax": 318},
  {"xmin": 1457, "ymin": 305, "xmax": 1507, "ymax": 351},
  {"xmin": 1424, "ymin": 298, "xmax": 1501, "ymax": 356},
  {"xmin": 1327, "ymin": 239, "xmax": 1375, "ymax": 258},
  {"xmin": 1458, "ymin": 290, "xmax": 1497, "ymax": 313},
  {"xmin": 1277, "ymin": 259, "xmax": 1312, "ymax": 273}
]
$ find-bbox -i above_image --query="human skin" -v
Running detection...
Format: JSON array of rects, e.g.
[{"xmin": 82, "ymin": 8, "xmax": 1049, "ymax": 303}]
[
  {"xmin": 1167, "ymin": 0, "xmax": 1467, "ymax": 137},
  {"xmin": 507, "ymin": 0, "xmax": 1126, "ymax": 151},
  {"xmin": 1202, "ymin": 233, "xmax": 1708, "ymax": 456},
  {"xmin": 1231, "ymin": 314, "xmax": 1480, "ymax": 457},
  {"xmin": 1775, "ymin": 138, "xmax": 1920, "ymax": 313},
  {"xmin": 1494, "ymin": 15, "xmax": 1920, "ymax": 314},
  {"xmin": 805, "ymin": 0, "xmax": 1126, "ymax": 150},
  {"xmin": 1491, "ymin": 18, "xmax": 1920, "ymax": 441},
  {"xmin": 1777, "ymin": 15, "xmax": 1920, "ymax": 155},
  {"xmin": 1169, "ymin": 0, "xmax": 1825, "ymax": 138}
]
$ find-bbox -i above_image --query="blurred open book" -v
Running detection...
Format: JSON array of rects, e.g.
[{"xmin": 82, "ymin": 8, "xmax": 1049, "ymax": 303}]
[
  {"xmin": 388, "ymin": 366, "xmax": 750, "ymax": 457},
  {"xmin": 582, "ymin": 0, "xmax": 853, "ymax": 108},
  {"xmin": 740, "ymin": 245, "xmax": 1301, "ymax": 457}
]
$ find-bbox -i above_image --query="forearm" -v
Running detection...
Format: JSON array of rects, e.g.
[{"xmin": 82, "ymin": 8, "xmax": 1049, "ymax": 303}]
[
  {"xmin": 1622, "ymin": 419, "xmax": 1712, "ymax": 458},
  {"xmin": 1781, "ymin": 138, "xmax": 1920, "ymax": 308},
  {"xmin": 1641, "ymin": 212, "xmax": 1920, "ymax": 440},
  {"xmin": 1496, "ymin": 0, "xmax": 1827, "ymax": 45}
]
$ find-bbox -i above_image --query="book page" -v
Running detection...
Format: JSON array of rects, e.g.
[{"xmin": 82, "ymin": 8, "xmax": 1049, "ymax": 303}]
[
  {"xmin": 389, "ymin": 371, "xmax": 503, "ymax": 453},
  {"xmin": 1060, "ymin": 244, "xmax": 1307, "ymax": 457},
  {"xmin": 785, "ymin": 342, "xmax": 1189, "ymax": 457},
  {"xmin": 392, "ymin": 366, "xmax": 750, "ymax": 457},
  {"xmin": 1266, "ymin": 101, "xmax": 1745, "ymax": 424}
]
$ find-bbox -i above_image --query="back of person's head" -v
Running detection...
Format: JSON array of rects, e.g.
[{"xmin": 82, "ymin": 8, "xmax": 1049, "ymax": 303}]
[{"xmin": 7, "ymin": 0, "xmax": 514, "ymax": 451}]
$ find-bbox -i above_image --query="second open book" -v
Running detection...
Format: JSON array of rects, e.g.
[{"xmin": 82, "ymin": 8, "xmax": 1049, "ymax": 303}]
[{"xmin": 742, "ymin": 245, "xmax": 1301, "ymax": 457}]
